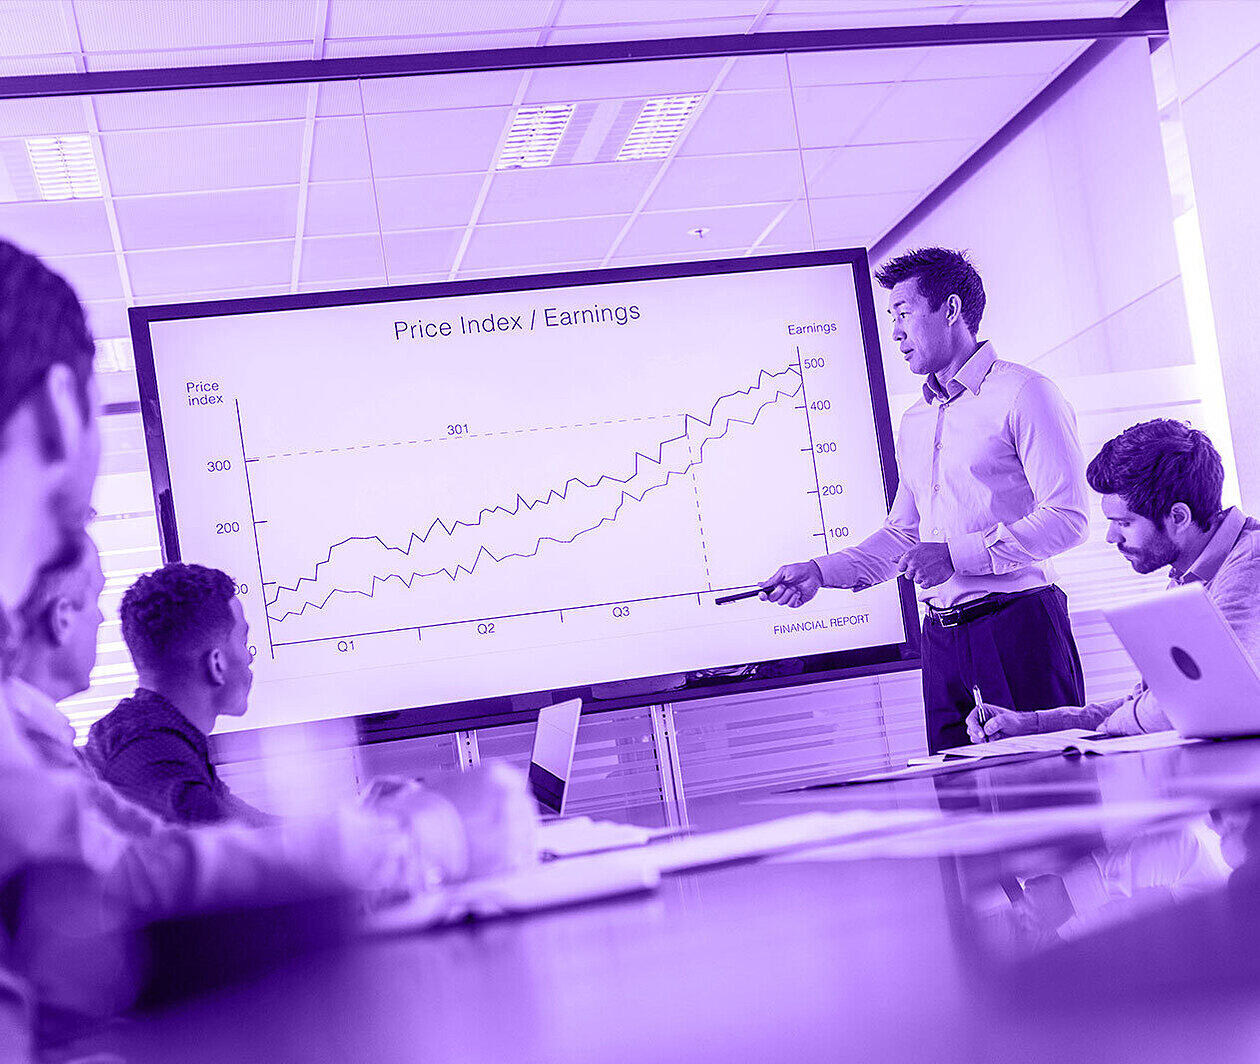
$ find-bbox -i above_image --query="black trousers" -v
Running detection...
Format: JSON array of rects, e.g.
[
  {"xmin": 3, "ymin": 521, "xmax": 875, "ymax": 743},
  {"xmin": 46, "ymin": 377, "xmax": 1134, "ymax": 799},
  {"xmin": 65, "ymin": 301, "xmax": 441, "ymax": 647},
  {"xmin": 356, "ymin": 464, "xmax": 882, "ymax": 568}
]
[{"xmin": 921, "ymin": 585, "xmax": 1085, "ymax": 755}]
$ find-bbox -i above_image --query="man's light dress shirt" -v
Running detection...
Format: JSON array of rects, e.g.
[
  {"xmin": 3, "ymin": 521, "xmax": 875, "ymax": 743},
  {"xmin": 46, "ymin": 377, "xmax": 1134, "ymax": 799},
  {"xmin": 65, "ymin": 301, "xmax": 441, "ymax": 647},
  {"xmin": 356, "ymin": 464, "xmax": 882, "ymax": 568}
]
[
  {"xmin": 1036, "ymin": 507, "xmax": 1260, "ymax": 736},
  {"xmin": 813, "ymin": 341, "xmax": 1089, "ymax": 608}
]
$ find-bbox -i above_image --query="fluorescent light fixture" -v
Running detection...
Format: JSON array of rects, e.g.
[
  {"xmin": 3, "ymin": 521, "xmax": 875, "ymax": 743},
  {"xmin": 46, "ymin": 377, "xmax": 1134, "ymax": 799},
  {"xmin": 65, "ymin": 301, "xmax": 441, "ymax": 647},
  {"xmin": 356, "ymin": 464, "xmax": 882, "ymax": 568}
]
[
  {"xmin": 618, "ymin": 95, "xmax": 704, "ymax": 161},
  {"xmin": 26, "ymin": 134, "xmax": 102, "ymax": 200},
  {"xmin": 497, "ymin": 104, "xmax": 576, "ymax": 170}
]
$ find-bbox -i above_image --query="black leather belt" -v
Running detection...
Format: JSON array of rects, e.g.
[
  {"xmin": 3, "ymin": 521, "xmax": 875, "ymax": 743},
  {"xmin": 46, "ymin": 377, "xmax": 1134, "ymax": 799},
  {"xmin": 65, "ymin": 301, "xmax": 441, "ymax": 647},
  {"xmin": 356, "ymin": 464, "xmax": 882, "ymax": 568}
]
[{"xmin": 925, "ymin": 587, "xmax": 1049, "ymax": 628}]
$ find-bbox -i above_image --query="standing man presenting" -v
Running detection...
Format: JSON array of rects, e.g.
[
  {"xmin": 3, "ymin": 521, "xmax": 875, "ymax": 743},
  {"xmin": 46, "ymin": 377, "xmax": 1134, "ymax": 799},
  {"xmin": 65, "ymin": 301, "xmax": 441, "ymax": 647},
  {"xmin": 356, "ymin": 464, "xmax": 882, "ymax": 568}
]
[{"xmin": 763, "ymin": 248, "xmax": 1089, "ymax": 753}]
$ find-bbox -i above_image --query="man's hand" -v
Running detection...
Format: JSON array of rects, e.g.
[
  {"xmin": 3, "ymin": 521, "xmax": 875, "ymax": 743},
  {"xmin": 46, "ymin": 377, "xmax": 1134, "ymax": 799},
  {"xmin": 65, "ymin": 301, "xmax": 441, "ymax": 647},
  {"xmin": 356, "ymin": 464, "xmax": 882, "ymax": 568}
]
[
  {"xmin": 760, "ymin": 560, "xmax": 825, "ymax": 608},
  {"xmin": 898, "ymin": 542, "xmax": 955, "ymax": 589},
  {"xmin": 964, "ymin": 704, "xmax": 1039, "ymax": 743},
  {"xmin": 425, "ymin": 762, "xmax": 539, "ymax": 879}
]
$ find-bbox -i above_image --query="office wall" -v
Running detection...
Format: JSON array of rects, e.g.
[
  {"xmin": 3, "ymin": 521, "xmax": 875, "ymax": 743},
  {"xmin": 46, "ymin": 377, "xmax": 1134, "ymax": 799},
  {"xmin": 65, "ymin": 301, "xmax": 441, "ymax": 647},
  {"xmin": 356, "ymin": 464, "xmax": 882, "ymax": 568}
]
[{"xmin": 1167, "ymin": 0, "xmax": 1260, "ymax": 512}]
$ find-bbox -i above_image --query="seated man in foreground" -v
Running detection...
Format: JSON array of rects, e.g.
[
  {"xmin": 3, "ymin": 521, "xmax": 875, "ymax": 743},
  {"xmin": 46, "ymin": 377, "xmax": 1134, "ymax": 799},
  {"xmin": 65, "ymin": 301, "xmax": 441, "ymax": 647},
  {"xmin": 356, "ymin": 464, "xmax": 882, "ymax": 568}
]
[
  {"xmin": 968, "ymin": 419, "xmax": 1260, "ymax": 740},
  {"xmin": 88, "ymin": 562, "xmax": 278, "ymax": 825}
]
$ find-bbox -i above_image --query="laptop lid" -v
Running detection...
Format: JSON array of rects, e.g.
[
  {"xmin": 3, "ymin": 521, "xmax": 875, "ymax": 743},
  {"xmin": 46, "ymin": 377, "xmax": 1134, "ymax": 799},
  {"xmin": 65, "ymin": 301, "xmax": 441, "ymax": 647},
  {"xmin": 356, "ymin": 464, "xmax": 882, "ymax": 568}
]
[
  {"xmin": 528, "ymin": 698, "xmax": 582, "ymax": 815},
  {"xmin": 1103, "ymin": 584, "xmax": 1260, "ymax": 738}
]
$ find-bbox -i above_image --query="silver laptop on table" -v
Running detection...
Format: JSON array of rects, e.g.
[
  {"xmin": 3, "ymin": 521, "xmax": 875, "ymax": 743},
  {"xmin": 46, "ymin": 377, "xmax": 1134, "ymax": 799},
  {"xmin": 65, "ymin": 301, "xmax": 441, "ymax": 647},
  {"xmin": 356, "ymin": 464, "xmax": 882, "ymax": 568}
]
[
  {"xmin": 527, "ymin": 698, "xmax": 583, "ymax": 817},
  {"xmin": 1103, "ymin": 583, "xmax": 1260, "ymax": 738}
]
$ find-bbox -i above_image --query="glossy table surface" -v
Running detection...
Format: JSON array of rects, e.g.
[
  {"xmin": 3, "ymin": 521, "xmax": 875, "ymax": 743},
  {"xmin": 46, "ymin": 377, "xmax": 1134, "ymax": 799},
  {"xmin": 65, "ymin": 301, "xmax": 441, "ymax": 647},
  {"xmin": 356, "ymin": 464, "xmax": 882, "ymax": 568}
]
[{"xmin": 94, "ymin": 737, "xmax": 1260, "ymax": 1064}]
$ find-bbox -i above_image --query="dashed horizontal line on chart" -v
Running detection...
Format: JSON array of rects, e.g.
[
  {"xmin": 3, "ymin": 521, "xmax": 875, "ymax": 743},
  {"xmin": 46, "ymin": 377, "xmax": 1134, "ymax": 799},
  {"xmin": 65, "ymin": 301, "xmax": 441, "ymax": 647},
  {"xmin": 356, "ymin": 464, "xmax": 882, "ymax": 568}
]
[{"xmin": 250, "ymin": 412, "xmax": 686, "ymax": 460}]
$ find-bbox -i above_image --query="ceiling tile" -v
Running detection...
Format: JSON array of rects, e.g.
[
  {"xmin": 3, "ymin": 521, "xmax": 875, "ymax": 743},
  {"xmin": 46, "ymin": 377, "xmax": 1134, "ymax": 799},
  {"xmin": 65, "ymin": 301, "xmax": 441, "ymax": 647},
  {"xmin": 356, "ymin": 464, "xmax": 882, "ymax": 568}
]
[
  {"xmin": 361, "ymin": 71, "xmax": 523, "ymax": 113},
  {"xmin": 790, "ymin": 82, "xmax": 899, "ymax": 148},
  {"xmin": 781, "ymin": 192, "xmax": 919, "ymax": 247},
  {"xmin": 480, "ymin": 161, "xmax": 659, "ymax": 224},
  {"xmin": 760, "ymin": 3, "xmax": 967, "ymax": 31},
  {"xmin": 0, "ymin": 55, "xmax": 78, "ymax": 76},
  {"xmin": 141, "ymin": 283, "xmax": 290, "ymax": 305},
  {"xmin": 678, "ymin": 91, "xmax": 802, "ymax": 156},
  {"xmin": 316, "ymin": 80, "xmax": 363, "ymax": 117},
  {"xmin": 460, "ymin": 215, "xmax": 626, "ymax": 270},
  {"xmin": 310, "ymin": 116, "xmax": 372, "ymax": 181},
  {"xmin": 296, "ymin": 277, "xmax": 394, "ymax": 294},
  {"xmin": 524, "ymin": 58, "xmax": 724, "ymax": 104},
  {"xmin": 545, "ymin": 19, "xmax": 753, "ymax": 45},
  {"xmin": 555, "ymin": 0, "xmax": 764, "ymax": 24},
  {"xmin": 0, "ymin": 200, "xmax": 115, "ymax": 257},
  {"xmin": 374, "ymin": 172, "xmax": 483, "ymax": 230},
  {"xmin": 100, "ymin": 122, "xmax": 305, "ymax": 194},
  {"xmin": 648, "ymin": 152, "xmax": 805, "ymax": 211},
  {"xmin": 848, "ymin": 74, "xmax": 1045, "ymax": 143},
  {"xmin": 126, "ymin": 240, "xmax": 294, "ymax": 296},
  {"xmin": 908, "ymin": 40, "xmax": 1085, "ymax": 79},
  {"xmin": 84, "ymin": 42, "xmax": 314, "ymax": 71},
  {"xmin": 93, "ymin": 84, "xmax": 309, "ymax": 131},
  {"xmin": 382, "ymin": 227, "xmax": 464, "ymax": 275},
  {"xmin": 957, "ymin": 1, "xmax": 1130, "ymax": 20},
  {"xmin": 45, "ymin": 253, "xmax": 124, "ymax": 302},
  {"xmin": 299, "ymin": 234, "xmax": 385, "ymax": 283},
  {"xmin": 73, "ymin": 0, "xmax": 325, "ymax": 51},
  {"xmin": 617, "ymin": 203, "xmax": 783, "ymax": 257},
  {"xmin": 0, "ymin": 0, "xmax": 77, "ymax": 55},
  {"xmin": 719, "ymin": 55, "xmax": 791, "ymax": 92},
  {"xmin": 787, "ymin": 47, "xmax": 923, "ymax": 87},
  {"xmin": 803, "ymin": 139, "xmax": 972, "ymax": 197},
  {"xmin": 304, "ymin": 180, "xmax": 380, "ymax": 236},
  {"xmin": 327, "ymin": 0, "xmax": 554, "ymax": 37},
  {"xmin": 0, "ymin": 96, "xmax": 91, "ymax": 137},
  {"xmin": 323, "ymin": 32, "xmax": 539, "ymax": 58},
  {"xmin": 114, "ymin": 187, "xmax": 299, "ymax": 249},
  {"xmin": 365, "ymin": 108, "xmax": 509, "ymax": 177}
]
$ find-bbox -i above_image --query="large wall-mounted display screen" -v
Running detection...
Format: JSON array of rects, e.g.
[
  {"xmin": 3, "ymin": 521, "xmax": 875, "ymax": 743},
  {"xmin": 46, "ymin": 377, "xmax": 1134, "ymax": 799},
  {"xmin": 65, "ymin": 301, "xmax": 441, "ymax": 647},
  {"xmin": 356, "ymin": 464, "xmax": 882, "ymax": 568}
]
[{"xmin": 132, "ymin": 250, "xmax": 915, "ymax": 731}]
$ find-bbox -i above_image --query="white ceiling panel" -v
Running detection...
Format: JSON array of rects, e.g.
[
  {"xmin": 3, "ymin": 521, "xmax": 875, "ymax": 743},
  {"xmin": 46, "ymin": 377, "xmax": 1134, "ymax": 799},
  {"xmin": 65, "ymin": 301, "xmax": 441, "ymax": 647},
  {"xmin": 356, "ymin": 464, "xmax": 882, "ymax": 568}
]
[
  {"xmin": 365, "ymin": 108, "xmax": 509, "ymax": 177},
  {"xmin": 618, "ymin": 203, "xmax": 784, "ymax": 257},
  {"xmin": 787, "ymin": 47, "xmax": 923, "ymax": 87},
  {"xmin": 373, "ymin": 172, "xmax": 483, "ymax": 231},
  {"xmin": 360, "ymin": 71, "xmax": 523, "ymax": 113},
  {"xmin": 545, "ymin": 19, "xmax": 753, "ymax": 45},
  {"xmin": 481, "ymin": 160, "xmax": 659, "ymax": 223},
  {"xmin": 101, "ymin": 122, "xmax": 305, "ymax": 194},
  {"xmin": 113, "ymin": 187, "xmax": 300, "ymax": 249},
  {"xmin": 0, "ymin": 55, "xmax": 78, "ymax": 76},
  {"xmin": 93, "ymin": 84, "xmax": 309, "ymax": 131},
  {"xmin": 141, "ymin": 282, "xmax": 290, "ymax": 305},
  {"xmin": 316, "ymin": 80, "xmax": 363, "ymax": 117},
  {"xmin": 45, "ymin": 253, "xmax": 124, "ymax": 302},
  {"xmin": 84, "ymin": 42, "xmax": 316, "ymax": 71},
  {"xmin": 791, "ymin": 191, "xmax": 920, "ymax": 245},
  {"xmin": 849, "ymin": 73, "xmax": 1044, "ymax": 143},
  {"xmin": 760, "ymin": 7, "xmax": 967, "ymax": 32},
  {"xmin": 323, "ymin": 32, "xmax": 541, "ymax": 58},
  {"xmin": 648, "ymin": 151, "xmax": 806, "ymax": 211},
  {"xmin": 0, "ymin": 96, "xmax": 91, "ymax": 137},
  {"xmin": 790, "ymin": 82, "xmax": 899, "ymax": 148},
  {"xmin": 0, "ymin": 0, "xmax": 76, "ymax": 55},
  {"xmin": 909, "ymin": 40, "xmax": 1084, "ymax": 78},
  {"xmin": 304, "ymin": 180, "xmax": 380, "ymax": 236},
  {"xmin": 310, "ymin": 116, "xmax": 373, "ymax": 182},
  {"xmin": 460, "ymin": 215, "xmax": 626, "ymax": 270},
  {"xmin": 718, "ymin": 55, "xmax": 791, "ymax": 92},
  {"xmin": 83, "ymin": 298, "xmax": 129, "ymax": 342},
  {"xmin": 525, "ymin": 58, "xmax": 725, "ymax": 104},
  {"xmin": 381, "ymin": 227, "xmax": 464, "ymax": 275},
  {"xmin": 0, "ymin": 199, "xmax": 116, "ymax": 257},
  {"xmin": 328, "ymin": 0, "xmax": 554, "ymax": 38},
  {"xmin": 296, "ymin": 277, "xmax": 396, "ymax": 294},
  {"xmin": 677, "ymin": 91, "xmax": 803, "ymax": 156},
  {"xmin": 455, "ymin": 261, "xmax": 604, "ymax": 280},
  {"xmin": 126, "ymin": 240, "xmax": 294, "ymax": 296},
  {"xmin": 73, "ymin": 0, "xmax": 325, "ymax": 51},
  {"xmin": 555, "ymin": 0, "xmax": 765, "ymax": 24},
  {"xmin": 803, "ymin": 139, "xmax": 972, "ymax": 196},
  {"xmin": 299, "ymin": 234, "xmax": 385, "ymax": 283},
  {"xmin": 959, "ymin": 1, "xmax": 1131, "ymax": 19}
]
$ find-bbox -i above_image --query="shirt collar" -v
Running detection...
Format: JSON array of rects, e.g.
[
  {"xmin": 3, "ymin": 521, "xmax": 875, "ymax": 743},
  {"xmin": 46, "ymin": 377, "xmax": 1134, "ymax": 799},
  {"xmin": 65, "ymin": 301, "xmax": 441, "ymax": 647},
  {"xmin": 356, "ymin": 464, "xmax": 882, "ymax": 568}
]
[
  {"xmin": 922, "ymin": 340, "xmax": 997, "ymax": 405},
  {"xmin": 1171, "ymin": 506, "xmax": 1246, "ymax": 586}
]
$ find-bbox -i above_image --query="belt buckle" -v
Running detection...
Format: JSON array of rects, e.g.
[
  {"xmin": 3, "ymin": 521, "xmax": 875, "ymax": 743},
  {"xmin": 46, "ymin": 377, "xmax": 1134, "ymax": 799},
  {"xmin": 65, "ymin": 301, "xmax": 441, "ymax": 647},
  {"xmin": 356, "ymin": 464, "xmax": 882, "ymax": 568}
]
[{"xmin": 934, "ymin": 607, "xmax": 962, "ymax": 628}]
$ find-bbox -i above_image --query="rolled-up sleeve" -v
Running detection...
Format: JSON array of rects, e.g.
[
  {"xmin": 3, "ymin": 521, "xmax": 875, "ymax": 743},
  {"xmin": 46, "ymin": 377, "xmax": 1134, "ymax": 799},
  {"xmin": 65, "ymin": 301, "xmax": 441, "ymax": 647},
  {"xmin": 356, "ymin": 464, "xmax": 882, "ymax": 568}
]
[{"xmin": 948, "ymin": 375, "xmax": 1089, "ymax": 576}]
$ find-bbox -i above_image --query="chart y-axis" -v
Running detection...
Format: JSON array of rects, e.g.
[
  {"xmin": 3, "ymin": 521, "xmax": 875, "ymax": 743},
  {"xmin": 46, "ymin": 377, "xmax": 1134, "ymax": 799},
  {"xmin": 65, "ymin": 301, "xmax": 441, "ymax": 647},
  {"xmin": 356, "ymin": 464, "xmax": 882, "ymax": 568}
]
[
  {"xmin": 235, "ymin": 399, "xmax": 276, "ymax": 660},
  {"xmin": 795, "ymin": 347, "xmax": 830, "ymax": 553}
]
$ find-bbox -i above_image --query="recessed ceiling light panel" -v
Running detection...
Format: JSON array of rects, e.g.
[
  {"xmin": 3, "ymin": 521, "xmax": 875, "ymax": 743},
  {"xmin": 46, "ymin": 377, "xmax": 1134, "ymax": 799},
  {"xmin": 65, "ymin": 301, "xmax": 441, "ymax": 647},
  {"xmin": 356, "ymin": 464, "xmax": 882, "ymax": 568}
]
[
  {"xmin": 497, "ymin": 104, "xmax": 576, "ymax": 170},
  {"xmin": 617, "ymin": 95, "xmax": 704, "ymax": 161},
  {"xmin": 25, "ymin": 134, "xmax": 102, "ymax": 201}
]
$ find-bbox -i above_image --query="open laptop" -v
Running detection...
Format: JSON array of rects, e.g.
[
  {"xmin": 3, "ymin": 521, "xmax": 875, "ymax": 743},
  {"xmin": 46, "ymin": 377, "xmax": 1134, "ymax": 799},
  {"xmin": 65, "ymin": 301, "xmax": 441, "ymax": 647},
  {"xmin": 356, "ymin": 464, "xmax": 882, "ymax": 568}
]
[
  {"xmin": 527, "ymin": 698, "xmax": 583, "ymax": 817},
  {"xmin": 1103, "ymin": 583, "xmax": 1260, "ymax": 738}
]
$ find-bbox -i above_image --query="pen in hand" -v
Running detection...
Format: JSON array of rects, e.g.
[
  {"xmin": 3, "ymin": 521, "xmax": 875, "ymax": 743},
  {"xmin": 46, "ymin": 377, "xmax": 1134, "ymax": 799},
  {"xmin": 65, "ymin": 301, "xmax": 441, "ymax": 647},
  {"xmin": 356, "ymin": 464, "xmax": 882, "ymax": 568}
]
[{"xmin": 973, "ymin": 685, "xmax": 989, "ymax": 744}]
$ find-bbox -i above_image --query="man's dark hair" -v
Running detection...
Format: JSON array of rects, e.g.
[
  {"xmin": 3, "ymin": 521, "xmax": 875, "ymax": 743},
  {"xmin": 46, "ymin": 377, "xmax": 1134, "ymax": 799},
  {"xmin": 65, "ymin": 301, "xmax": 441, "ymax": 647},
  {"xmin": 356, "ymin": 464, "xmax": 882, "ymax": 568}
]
[
  {"xmin": 120, "ymin": 563, "xmax": 237, "ymax": 673},
  {"xmin": 1087, "ymin": 419, "xmax": 1224, "ymax": 531},
  {"xmin": 0, "ymin": 240, "xmax": 95, "ymax": 432},
  {"xmin": 874, "ymin": 247, "xmax": 987, "ymax": 335},
  {"xmin": 16, "ymin": 529, "xmax": 93, "ymax": 642}
]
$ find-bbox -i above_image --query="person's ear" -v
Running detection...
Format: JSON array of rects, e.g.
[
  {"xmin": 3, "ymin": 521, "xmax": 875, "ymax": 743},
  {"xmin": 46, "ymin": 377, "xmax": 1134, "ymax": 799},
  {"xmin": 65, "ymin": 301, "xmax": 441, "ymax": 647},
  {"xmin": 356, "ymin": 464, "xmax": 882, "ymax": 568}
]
[
  {"xmin": 47, "ymin": 596, "xmax": 75, "ymax": 648},
  {"xmin": 944, "ymin": 293, "xmax": 962, "ymax": 326},
  {"xmin": 30, "ymin": 364, "xmax": 86, "ymax": 462},
  {"xmin": 205, "ymin": 646, "xmax": 228, "ymax": 687},
  {"xmin": 1167, "ymin": 501, "xmax": 1194, "ymax": 533}
]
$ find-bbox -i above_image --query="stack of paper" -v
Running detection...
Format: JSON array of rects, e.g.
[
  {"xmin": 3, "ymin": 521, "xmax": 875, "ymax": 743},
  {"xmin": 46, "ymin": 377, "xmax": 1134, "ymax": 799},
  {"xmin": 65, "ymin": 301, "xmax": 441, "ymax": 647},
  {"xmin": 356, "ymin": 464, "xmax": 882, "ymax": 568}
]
[{"xmin": 910, "ymin": 728, "xmax": 1199, "ymax": 766}]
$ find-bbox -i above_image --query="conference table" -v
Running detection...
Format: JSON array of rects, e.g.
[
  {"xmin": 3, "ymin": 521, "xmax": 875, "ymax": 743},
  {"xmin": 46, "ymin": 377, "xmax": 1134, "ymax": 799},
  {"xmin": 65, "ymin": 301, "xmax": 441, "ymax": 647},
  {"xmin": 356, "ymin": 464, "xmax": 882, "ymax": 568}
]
[{"xmin": 91, "ymin": 736, "xmax": 1260, "ymax": 1064}]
